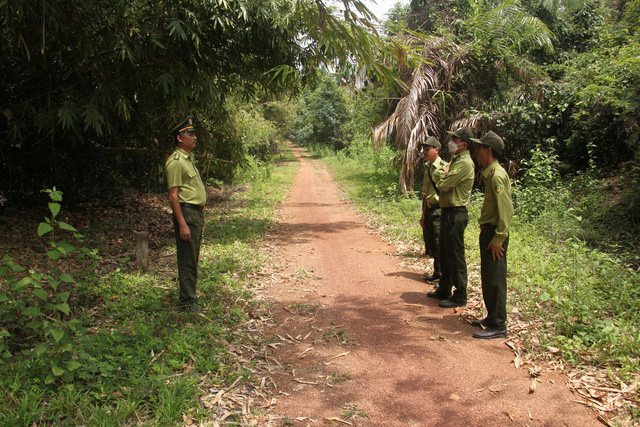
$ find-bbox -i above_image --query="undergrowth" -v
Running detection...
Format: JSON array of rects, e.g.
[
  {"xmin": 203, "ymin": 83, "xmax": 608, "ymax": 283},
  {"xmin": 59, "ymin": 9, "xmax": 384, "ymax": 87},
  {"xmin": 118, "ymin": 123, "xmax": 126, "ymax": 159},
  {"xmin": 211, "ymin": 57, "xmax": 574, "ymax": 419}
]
[{"xmin": 0, "ymin": 147, "xmax": 298, "ymax": 425}]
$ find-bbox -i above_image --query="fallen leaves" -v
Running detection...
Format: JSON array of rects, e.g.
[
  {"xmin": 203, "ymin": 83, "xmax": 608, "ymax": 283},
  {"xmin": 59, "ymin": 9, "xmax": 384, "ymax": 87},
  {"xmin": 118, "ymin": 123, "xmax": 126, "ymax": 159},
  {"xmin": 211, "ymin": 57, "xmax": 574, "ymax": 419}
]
[
  {"xmin": 568, "ymin": 370, "xmax": 640, "ymax": 416},
  {"xmin": 333, "ymin": 351, "xmax": 351, "ymax": 359},
  {"xmin": 324, "ymin": 417, "xmax": 354, "ymax": 425}
]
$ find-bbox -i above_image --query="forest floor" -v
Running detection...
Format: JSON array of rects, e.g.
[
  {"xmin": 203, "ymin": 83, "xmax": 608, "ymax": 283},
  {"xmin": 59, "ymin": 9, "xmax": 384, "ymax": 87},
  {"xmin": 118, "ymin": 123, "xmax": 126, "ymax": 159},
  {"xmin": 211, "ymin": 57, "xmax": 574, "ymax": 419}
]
[{"xmin": 255, "ymin": 144, "xmax": 602, "ymax": 426}]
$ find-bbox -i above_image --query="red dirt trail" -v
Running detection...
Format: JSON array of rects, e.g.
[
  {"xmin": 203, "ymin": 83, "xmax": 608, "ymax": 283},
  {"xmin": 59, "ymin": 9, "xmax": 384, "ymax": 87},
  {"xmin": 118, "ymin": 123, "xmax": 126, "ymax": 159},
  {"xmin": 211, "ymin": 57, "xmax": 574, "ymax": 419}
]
[{"xmin": 260, "ymin": 144, "xmax": 600, "ymax": 426}]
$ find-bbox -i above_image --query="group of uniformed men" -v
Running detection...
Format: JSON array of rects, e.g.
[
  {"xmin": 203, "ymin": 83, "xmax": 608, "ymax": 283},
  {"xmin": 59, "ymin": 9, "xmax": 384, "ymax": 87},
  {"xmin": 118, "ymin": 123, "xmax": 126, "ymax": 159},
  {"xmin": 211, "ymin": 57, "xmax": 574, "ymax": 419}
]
[
  {"xmin": 420, "ymin": 127, "xmax": 513, "ymax": 340},
  {"xmin": 163, "ymin": 117, "xmax": 515, "ymax": 337}
]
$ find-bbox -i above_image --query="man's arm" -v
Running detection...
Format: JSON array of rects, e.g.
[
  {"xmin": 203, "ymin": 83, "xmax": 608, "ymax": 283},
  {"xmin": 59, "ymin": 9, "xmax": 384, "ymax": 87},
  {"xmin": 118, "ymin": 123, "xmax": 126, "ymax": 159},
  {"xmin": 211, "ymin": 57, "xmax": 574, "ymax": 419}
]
[
  {"xmin": 168, "ymin": 187, "xmax": 191, "ymax": 241},
  {"xmin": 436, "ymin": 160, "xmax": 470, "ymax": 192}
]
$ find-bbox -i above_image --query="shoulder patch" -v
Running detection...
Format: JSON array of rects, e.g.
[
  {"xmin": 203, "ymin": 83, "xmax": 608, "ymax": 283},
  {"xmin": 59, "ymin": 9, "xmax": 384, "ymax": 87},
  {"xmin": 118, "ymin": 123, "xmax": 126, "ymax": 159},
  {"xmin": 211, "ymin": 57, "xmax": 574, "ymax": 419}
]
[
  {"xmin": 450, "ymin": 167, "xmax": 460, "ymax": 175},
  {"xmin": 495, "ymin": 184, "xmax": 504, "ymax": 195},
  {"xmin": 172, "ymin": 152, "xmax": 180, "ymax": 160}
]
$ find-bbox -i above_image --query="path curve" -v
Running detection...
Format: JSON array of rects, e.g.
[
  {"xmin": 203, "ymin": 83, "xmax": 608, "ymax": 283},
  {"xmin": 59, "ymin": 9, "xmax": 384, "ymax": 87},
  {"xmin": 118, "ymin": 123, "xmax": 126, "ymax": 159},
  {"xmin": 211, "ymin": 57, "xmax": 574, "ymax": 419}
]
[{"xmin": 261, "ymin": 144, "xmax": 599, "ymax": 426}]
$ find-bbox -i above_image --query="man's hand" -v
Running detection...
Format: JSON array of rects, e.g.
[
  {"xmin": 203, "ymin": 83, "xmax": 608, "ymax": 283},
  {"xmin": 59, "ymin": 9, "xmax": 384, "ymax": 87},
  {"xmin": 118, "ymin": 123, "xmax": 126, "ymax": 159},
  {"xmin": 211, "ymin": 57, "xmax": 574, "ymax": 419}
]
[
  {"xmin": 419, "ymin": 215, "xmax": 425, "ymax": 228},
  {"xmin": 487, "ymin": 242, "xmax": 504, "ymax": 261},
  {"xmin": 180, "ymin": 223, "xmax": 191, "ymax": 241}
]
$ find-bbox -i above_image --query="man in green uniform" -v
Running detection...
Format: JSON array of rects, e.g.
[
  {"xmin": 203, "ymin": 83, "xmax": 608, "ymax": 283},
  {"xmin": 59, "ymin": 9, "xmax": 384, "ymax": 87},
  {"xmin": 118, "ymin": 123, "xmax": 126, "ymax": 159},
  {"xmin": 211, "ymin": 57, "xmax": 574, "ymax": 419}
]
[
  {"xmin": 419, "ymin": 136, "xmax": 448, "ymax": 282},
  {"xmin": 428, "ymin": 127, "xmax": 475, "ymax": 308},
  {"xmin": 470, "ymin": 131, "xmax": 513, "ymax": 339},
  {"xmin": 166, "ymin": 117, "xmax": 207, "ymax": 311}
]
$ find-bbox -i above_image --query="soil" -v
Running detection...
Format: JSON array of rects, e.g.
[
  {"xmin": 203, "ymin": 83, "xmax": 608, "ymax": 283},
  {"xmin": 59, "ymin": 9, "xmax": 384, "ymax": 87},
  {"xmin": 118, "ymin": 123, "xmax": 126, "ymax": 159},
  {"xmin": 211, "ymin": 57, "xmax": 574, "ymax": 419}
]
[{"xmin": 259, "ymin": 145, "xmax": 601, "ymax": 426}]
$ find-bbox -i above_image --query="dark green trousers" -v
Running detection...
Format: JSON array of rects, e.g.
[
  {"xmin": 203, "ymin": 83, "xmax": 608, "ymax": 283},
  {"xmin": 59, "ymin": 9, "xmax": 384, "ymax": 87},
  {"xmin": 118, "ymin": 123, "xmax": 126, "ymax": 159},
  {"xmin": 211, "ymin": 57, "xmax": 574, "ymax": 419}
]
[
  {"xmin": 173, "ymin": 207, "xmax": 204, "ymax": 307},
  {"xmin": 480, "ymin": 226, "xmax": 509, "ymax": 330},
  {"xmin": 422, "ymin": 206, "xmax": 441, "ymax": 277},
  {"xmin": 439, "ymin": 209, "xmax": 468, "ymax": 304}
]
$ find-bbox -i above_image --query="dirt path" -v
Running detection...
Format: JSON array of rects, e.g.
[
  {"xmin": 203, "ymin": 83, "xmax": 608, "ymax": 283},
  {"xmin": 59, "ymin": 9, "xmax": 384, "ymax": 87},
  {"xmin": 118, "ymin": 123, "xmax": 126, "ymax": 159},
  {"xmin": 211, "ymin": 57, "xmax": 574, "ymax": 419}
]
[{"xmin": 259, "ymin": 145, "xmax": 600, "ymax": 426}]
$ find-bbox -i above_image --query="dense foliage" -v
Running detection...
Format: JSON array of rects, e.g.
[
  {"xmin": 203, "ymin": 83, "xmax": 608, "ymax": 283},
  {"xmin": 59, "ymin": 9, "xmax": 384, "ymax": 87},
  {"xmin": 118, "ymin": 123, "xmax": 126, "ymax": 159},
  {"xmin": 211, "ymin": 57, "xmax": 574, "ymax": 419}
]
[
  {"xmin": 291, "ymin": 76, "xmax": 351, "ymax": 150},
  {"xmin": 0, "ymin": 0, "xmax": 398, "ymax": 207},
  {"xmin": 370, "ymin": 0, "xmax": 639, "ymax": 193}
]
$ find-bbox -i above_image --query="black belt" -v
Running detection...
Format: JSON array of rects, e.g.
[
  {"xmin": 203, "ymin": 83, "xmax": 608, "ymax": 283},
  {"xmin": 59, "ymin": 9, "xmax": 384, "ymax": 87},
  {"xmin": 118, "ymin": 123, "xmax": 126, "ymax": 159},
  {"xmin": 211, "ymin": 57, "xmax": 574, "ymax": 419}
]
[
  {"xmin": 480, "ymin": 224, "xmax": 497, "ymax": 230},
  {"xmin": 425, "ymin": 203, "xmax": 440, "ymax": 209},
  {"xmin": 442, "ymin": 206, "xmax": 467, "ymax": 212},
  {"xmin": 180, "ymin": 203, "xmax": 204, "ymax": 211}
]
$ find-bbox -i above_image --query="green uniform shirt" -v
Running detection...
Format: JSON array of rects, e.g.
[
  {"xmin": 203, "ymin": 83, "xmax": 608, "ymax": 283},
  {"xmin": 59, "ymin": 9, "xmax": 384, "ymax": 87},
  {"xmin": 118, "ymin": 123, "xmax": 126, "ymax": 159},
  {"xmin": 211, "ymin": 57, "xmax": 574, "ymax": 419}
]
[
  {"xmin": 435, "ymin": 150, "xmax": 474, "ymax": 207},
  {"xmin": 165, "ymin": 148, "xmax": 206, "ymax": 206},
  {"xmin": 422, "ymin": 158, "xmax": 448, "ymax": 205},
  {"xmin": 478, "ymin": 160, "xmax": 513, "ymax": 246}
]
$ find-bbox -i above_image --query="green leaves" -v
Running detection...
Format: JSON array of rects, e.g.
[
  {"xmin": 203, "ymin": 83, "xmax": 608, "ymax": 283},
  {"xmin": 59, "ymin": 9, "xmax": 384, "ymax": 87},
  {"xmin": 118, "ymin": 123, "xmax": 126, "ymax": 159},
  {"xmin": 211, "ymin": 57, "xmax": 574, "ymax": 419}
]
[
  {"xmin": 38, "ymin": 223, "xmax": 54, "ymax": 237},
  {"xmin": 0, "ymin": 189, "xmax": 90, "ymax": 392}
]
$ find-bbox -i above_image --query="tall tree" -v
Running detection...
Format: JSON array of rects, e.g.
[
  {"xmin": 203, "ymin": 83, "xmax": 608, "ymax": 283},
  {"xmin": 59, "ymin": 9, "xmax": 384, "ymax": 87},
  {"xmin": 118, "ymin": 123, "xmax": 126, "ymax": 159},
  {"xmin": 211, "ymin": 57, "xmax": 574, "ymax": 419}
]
[
  {"xmin": 0, "ymin": 0, "xmax": 402, "ymax": 205},
  {"xmin": 373, "ymin": 0, "xmax": 555, "ymax": 195}
]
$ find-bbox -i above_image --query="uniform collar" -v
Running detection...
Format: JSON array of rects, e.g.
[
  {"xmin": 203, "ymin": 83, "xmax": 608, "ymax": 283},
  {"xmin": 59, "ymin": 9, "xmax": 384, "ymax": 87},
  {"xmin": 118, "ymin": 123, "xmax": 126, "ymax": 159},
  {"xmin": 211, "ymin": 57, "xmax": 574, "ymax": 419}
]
[
  {"xmin": 453, "ymin": 150, "xmax": 470, "ymax": 161},
  {"xmin": 175, "ymin": 147, "xmax": 191, "ymax": 159},
  {"xmin": 481, "ymin": 160, "xmax": 500, "ymax": 178}
]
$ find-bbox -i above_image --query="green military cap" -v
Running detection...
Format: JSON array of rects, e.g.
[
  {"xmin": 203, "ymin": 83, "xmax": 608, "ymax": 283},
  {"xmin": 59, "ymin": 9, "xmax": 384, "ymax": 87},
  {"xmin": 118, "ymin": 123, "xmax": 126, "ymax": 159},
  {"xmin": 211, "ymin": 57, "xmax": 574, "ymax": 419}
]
[
  {"xmin": 446, "ymin": 126, "xmax": 474, "ymax": 144},
  {"xmin": 170, "ymin": 116, "xmax": 196, "ymax": 139},
  {"xmin": 419, "ymin": 136, "xmax": 441, "ymax": 150},
  {"xmin": 470, "ymin": 130, "xmax": 505, "ymax": 156}
]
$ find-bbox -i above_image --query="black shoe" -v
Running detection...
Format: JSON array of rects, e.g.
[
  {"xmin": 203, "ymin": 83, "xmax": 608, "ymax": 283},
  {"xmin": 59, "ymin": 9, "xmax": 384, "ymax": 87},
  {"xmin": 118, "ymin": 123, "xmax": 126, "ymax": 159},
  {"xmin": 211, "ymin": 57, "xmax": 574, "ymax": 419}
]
[
  {"xmin": 438, "ymin": 299, "xmax": 466, "ymax": 308},
  {"xmin": 473, "ymin": 328, "xmax": 507, "ymax": 339},
  {"xmin": 471, "ymin": 318, "xmax": 488, "ymax": 328},
  {"xmin": 181, "ymin": 304, "xmax": 202, "ymax": 313},
  {"xmin": 424, "ymin": 274, "xmax": 441, "ymax": 282},
  {"xmin": 427, "ymin": 291, "xmax": 450, "ymax": 300}
]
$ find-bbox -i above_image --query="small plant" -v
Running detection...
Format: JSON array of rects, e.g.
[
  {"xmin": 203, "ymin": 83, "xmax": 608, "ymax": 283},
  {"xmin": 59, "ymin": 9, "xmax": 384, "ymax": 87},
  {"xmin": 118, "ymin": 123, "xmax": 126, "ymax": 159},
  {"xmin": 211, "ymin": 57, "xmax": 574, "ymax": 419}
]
[
  {"xmin": 282, "ymin": 415, "xmax": 294, "ymax": 426},
  {"xmin": 0, "ymin": 187, "xmax": 98, "ymax": 385},
  {"xmin": 294, "ymin": 268, "xmax": 310, "ymax": 280},
  {"xmin": 342, "ymin": 404, "xmax": 369, "ymax": 420},
  {"xmin": 286, "ymin": 303, "xmax": 320, "ymax": 315},
  {"xmin": 329, "ymin": 372, "xmax": 352, "ymax": 384},
  {"xmin": 323, "ymin": 328, "xmax": 355, "ymax": 346}
]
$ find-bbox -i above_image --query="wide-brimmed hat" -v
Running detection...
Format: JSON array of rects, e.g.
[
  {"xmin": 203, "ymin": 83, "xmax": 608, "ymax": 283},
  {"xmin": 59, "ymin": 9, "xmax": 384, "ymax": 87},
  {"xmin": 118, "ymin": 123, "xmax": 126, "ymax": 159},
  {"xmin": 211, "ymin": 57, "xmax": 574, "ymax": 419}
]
[
  {"xmin": 445, "ymin": 127, "xmax": 474, "ymax": 145},
  {"xmin": 419, "ymin": 136, "xmax": 441, "ymax": 150},
  {"xmin": 470, "ymin": 131, "xmax": 505, "ymax": 156}
]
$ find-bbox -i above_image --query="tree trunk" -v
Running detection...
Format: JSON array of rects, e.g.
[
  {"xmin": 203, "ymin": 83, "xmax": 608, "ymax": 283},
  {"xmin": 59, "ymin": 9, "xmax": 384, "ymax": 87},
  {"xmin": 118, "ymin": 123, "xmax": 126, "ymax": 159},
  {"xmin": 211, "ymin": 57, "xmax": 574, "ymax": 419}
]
[{"xmin": 135, "ymin": 231, "xmax": 150, "ymax": 272}]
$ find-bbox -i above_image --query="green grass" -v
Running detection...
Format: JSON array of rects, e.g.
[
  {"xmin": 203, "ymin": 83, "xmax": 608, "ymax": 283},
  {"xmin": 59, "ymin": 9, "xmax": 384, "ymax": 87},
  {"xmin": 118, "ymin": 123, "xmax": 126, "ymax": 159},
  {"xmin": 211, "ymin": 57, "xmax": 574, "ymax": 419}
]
[
  {"xmin": 0, "ymin": 146, "xmax": 299, "ymax": 425},
  {"xmin": 305, "ymin": 142, "xmax": 640, "ymax": 411}
]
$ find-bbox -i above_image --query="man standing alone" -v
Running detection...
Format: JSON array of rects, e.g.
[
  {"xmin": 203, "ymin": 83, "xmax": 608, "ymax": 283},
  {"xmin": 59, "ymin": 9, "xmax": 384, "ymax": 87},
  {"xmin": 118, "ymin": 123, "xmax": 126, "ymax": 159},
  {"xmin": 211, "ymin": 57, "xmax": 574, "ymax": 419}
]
[
  {"xmin": 166, "ymin": 117, "xmax": 207, "ymax": 312},
  {"xmin": 471, "ymin": 131, "xmax": 513, "ymax": 339},
  {"xmin": 419, "ymin": 137, "xmax": 447, "ymax": 282},
  {"xmin": 428, "ymin": 127, "xmax": 475, "ymax": 308}
]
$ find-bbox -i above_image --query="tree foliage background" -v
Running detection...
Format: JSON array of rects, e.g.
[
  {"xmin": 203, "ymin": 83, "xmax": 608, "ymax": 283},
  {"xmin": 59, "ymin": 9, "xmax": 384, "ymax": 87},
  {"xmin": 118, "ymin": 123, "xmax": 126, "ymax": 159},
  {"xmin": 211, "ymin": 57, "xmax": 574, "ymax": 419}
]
[
  {"xmin": 371, "ymin": 0, "xmax": 639, "ymax": 194},
  {"xmin": 0, "ymin": 0, "xmax": 398, "ymax": 207}
]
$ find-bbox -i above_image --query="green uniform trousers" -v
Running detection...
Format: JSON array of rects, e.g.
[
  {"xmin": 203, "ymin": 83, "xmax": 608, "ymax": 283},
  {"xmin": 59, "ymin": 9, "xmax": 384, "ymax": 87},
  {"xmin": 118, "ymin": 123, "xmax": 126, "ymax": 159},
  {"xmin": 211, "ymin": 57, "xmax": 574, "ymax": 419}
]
[
  {"xmin": 480, "ymin": 225, "xmax": 509, "ymax": 330},
  {"xmin": 438, "ymin": 209, "xmax": 468, "ymax": 304},
  {"xmin": 422, "ymin": 206, "xmax": 441, "ymax": 277},
  {"xmin": 173, "ymin": 206, "xmax": 204, "ymax": 307}
]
